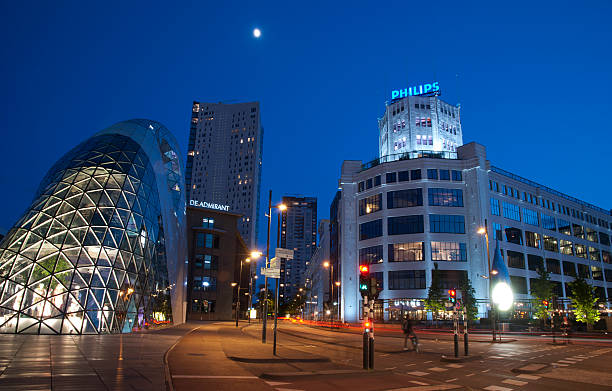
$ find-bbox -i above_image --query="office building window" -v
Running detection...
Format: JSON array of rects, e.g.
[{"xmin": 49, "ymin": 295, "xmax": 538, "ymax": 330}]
[
  {"xmin": 546, "ymin": 258, "xmax": 561, "ymax": 274},
  {"xmin": 366, "ymin": 178, "xmax": 373, "ymax": 189},
  {"xmin": 398, "ymin": 171, "xmax": 410, "ymax": 182},
  {"xmin": 388, "ymin": 270, "xmax": 426, "ymax": 290},
  {"xmin": 429, "ymin": 214, "xmax": 465, "ymax": 234},
  {"xmin": 374, "ymin": 175, "xmax": 381, "ymax": 187},
  {"xmin": 605, "ymin": 268, "xmax": 612, "ymax": 282},
  {"xmin": 563, "ymin": 261, "xmax": 576, "ymax": 277},
  {"xmin": 359, "ymin": 219, "xmax": 382, "ymax": 240},
  {"xmin": 387, "ymin": 189, "xmax": 423, "ymax": 209},
  {"xmin": 428, "ymin": 188, "xmax": 463, "ymax": 207},
  {"xmin": 386, "ymin": 172, "xmax": 397, "ymax": 183},
  {"xmin": 439, "ymin": 170, "xmax": 450, "ymax": 180},
  {"xmin": 504, "ymin": 226, "xmax": 523, "ymax": 245},
  {"xmin": 577, "ymin": 263, "xmax": 590, "ymax": 279},
  {"xmin": 543, "ymin": 235, "xmax": 558, "ymax": 252},
  {"xmin": 359, "ymin": 245, "xmax": 384, "ymax": 265},
  {"xmin": 411, "ymin": 169, "xmax": 422, "ymax": 180},
  {"xmin": 490, "ymin": 198, "xmax": 500, "ymax": 216},
  {"xmin": 431, "ymin": 242, "xmax": 467, "ymax": 262},
  {"xmin": 586, "ymin": 228, "xmax": 598, "ymax": 243},
  {"xmin": 603, "ymin": 250, "xmax": 611, "ymax": 264},
  {"xmin": 573, "ymin": 224, "xmax": 584, "ymax": 239},
  {"xmin": 510, "ymin": 276, "xmax": 528, "ymax": 294},
  {"xmin": 575, "ymin": 244, "xmax": 587, "ymax": 259},
  {"xmin": 525, "ymin": 231, "xmax": 541, "ymax": 249},
  {"xmin": 451, "ymin": 170, "xmax": 462, "ymax": 181},
  {"xmin": 427, "ymin": 169, "xmax": 438, "ymax": 180},
  {"xmin": 523, "ymin": 208, "xmax": 539, "ymax": 226},
  {"xmin": 589, "ymin": 247, "xmax": 600, "ymax": 262},
  {"xmin": 592, "ymin": 266, "xmax": 603, "ymax": 281},
  {"xmin": 202, "ymin": 218, "xmax": 215, "ymax": 228},
  {"xmin": 560, "ymin": 240, "xmax": 573, "ymax": 255},
  {"xmin": 201, "ymin": 276, "xmax": 217, "ymax": 292},
  {"xmin": 358, "ymin": 181, "xmax": 365, "ymax": 192},
  {"xmin": 493, "ymin": 223, "xmax": 503, "ymax": 240},
  {"xmin": 197, "ymin": 233, "xmax": 219, "ymax": 248},
  {"xmin": 388, "ymin": 215, "xmax": 424, "ymax": 235},
  {"xmin": 388, "ymin": 242, "xmax": 424, "ymax": 262},
  {"xmin": 528, "ymin": 254, "xmax": 544, "ymax": 271},
  {"xmin": 359, "ymin": 193, "xmax": 382, "ymax": 216},
  {"xmin": 541, "ymin": 214, "xmax": 556, "ymax": 231},
  {"xmin": 599, "ymin": 232, "xmax": 610, "ymax": 246},
  {"xmin": 507, "ymin": 250, "xmax": 525, "ymax": 269},
  {"xmin": 502, "ymin": 201, "xmax": 521, "ymax": 222},
  {"xmin": 558, "ymin": 219, "xmax": 571, "ymax": 235},
  {"xmin": 203, "ymin": 254, "xmax": 218, "ymax": 270}
]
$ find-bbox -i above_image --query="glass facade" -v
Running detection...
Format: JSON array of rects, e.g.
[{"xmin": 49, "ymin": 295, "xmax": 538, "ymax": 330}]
[{"xmin": 0, "ymin": 120, "xmax": 185, "ymax": 334}]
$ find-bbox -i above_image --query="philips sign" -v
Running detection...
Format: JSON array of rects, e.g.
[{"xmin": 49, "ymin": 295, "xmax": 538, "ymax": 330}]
[
  {"xmin": 189, "ymin": 199, "xmax": 230, "ymax": 212},
  {"xmin": 391, "ymin": 82, "xmax": 440, "ymax": 100}
]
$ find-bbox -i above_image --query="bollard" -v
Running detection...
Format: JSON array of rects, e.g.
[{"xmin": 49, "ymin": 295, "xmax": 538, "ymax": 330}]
[{"xmin": 363, "ymin": 331, "xmax": 369, "ymax": 369}]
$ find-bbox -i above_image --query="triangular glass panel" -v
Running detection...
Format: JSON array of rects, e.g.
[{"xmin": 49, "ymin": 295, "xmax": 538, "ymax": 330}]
[
  {"xmin": 78, "ymin": 208, "xmax": 95, "ymax": 224},
  {"xmin": 91, "ymin": 210, "xmax": 106, "ymax": 227}
]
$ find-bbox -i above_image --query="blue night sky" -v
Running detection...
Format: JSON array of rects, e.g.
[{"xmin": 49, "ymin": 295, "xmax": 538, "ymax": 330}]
[{"xmin": 1, "ymin": 1, "xmax": 611, "ymax": 251}]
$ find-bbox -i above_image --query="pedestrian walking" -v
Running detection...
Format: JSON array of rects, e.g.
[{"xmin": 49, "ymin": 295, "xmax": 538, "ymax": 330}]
[{"xmin": 402, "ymin": 317, "xmax": 419, "ymax": 351}]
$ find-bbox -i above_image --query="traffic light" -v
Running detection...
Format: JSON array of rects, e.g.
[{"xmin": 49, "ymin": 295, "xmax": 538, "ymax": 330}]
[
  {"xmin": 359, "ymin": 265, "xmax": 370, "ymax": 296},
  {"xmin": 449, "ymin": 289, "xmax": 457, "ymax": 304},
  {"xmin": 370, "ymin": 276, "xmax": 382, "ymax": 299},
  {"xmin": 542, "ymin": 300, "xmax": 549, "ymax": 309}
]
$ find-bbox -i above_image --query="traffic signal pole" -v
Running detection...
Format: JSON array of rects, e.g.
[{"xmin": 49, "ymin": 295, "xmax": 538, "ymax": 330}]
[
  {"xmin": 463, "ymin": 308, "xmax": 469, "ymax": 356},
  {"xmin": 362, "ymin": 296, "xmax": 369, "ymax": 369}
]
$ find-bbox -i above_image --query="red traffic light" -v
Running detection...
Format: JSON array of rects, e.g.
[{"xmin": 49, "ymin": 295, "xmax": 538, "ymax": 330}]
[
  {"xmin": 359, "ymin": 265, "xmax": 369, "ymax": 273},
  {"xmin": 364, "ymin": 321, "xmax": 371, "ymax": 328},
  {"xmin": 449, "ymin": 289, "xmax": 456, "ymax": 297},
  {"xmin": 542, "ymin": 300, "xmax": 549, "ymax": 308}
]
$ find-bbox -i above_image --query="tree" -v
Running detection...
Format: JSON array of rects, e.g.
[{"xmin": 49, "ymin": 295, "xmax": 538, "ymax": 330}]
[
  {"xmin": 529, "ymin": 267, "xmax": 554, "ymax": 326},
  {"xmin": 256, "ymin": 288, "xmax": 274, "ymax": 317},
  {"xmin": 459, "ymin": 274, "xmax": 478, "ymax": 321},
  {"xmin": 425, "ymin": 263, "xmax": 445, "ymax": 322},
  {"xmin": 568, "ymin": 277, "xmax": 600, "ymax": 329}
]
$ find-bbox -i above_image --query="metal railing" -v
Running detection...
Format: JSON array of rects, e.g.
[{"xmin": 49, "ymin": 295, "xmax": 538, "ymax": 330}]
[{"xmin": 362, "ymin": 150, "xmax": 458, "ymax": 171}]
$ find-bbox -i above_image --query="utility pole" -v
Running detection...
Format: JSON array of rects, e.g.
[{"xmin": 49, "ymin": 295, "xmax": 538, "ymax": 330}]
[{"xmin": 261, "ymin": 190, "xmax": 272, "ymax": 343}]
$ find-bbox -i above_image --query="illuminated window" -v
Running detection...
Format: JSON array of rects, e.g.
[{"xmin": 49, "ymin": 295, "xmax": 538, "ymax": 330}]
[
  {"xmin": 431, "ymin": 242, "xmax": 467, "ymax": 262},
  {"xmin": 389, "ymin": 242, "xmax": 424, "ymax": 262}
]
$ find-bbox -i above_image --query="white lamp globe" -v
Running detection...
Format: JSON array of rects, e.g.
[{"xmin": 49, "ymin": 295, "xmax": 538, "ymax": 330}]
[
  {"xmin": 253, "ymin": 28, "xmax": 261, "ymax": 38},
  {"xmin": 492, "ymin": 281, "xmax": 513, "ymax": 311}
]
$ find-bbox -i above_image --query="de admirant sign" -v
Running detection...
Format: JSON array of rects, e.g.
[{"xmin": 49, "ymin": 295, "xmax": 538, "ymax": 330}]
[
  {"xmin": 391, "ymin": 82, "xmax": 440, "ymax": 100},
  {"xmin": 189, "ymin": 199, "xmax": 230, "ymax": 212}
]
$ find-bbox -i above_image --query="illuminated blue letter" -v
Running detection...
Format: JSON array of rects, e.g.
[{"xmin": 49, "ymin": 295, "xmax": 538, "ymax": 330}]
[
  {"xmin": 424, "ymin": 84, "xmax": 432, "ymax": 93},
  {"xmin": 432, "ymin": 82, "xmax": 440, "ymax": 92},
  {"xmin": 399, "ymin": 88, "xmax": 408, "ymax": 98},
  {"xmin": 391, "ymin": 90, "xmax": 399, "ymax": 99}
]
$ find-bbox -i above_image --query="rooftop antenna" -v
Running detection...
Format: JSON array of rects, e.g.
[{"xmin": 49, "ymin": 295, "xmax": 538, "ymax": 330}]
[{"xmin": 456, "ymin": 73, "xmax": 461, "ymax": 108}]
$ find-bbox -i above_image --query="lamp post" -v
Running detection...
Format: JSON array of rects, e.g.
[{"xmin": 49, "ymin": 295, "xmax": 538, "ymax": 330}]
[
  {"xmin": 477, "ymin": 221, "xmax": 495, "ymax": 342},
  {"xmin": 335, "ymin": 280, "xmax": 341, "ymax": 320},
  {"xmin": 236, "ymin": 251, "xmax": 261, "ymax": 327},
  {"xmin": 323, "ymin": 261, "xmax": 334, "ymax": 321},
  {"xmin": 231, "ymin": 282, "xmax": 238, "ymax": 323},
  {"xmin": 272, "ymin": 203, "xmax": 286, "ymax": 356}
]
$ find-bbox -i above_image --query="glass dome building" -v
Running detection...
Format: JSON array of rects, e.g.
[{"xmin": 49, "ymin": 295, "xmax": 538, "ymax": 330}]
[{"xmin": 0, "ymin": 120, "xmax": 187, "ymax": 334}]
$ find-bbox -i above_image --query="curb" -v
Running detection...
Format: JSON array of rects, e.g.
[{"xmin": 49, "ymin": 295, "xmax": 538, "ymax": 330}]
[
  {"xmin": 229, "ymin": 356, "xmax": 330, "ymax": 363},
  {"xmin": 260, "ymin": 369, "xmax": 392, "ymax": 380},
  {"xmin": 471, "ymin": 339, "xmax": 517, "ymax": 343},
  {"xmin": 164, "ymin": 326, "xmax": 201, "ymax": 391}
]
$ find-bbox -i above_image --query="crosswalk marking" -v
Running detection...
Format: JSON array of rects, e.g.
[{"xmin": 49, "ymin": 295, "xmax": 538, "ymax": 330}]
[
  {"xmin": 484, "ymin": 386, "xmax": 513, "ymax": 391},
  {"xmin": 409, "ymin": 380, "xmax": 429, "ymax": 385},
  {"xmin": 408, "ymin": 371, "xmax": 430, "ymax": 376},
  {"xmin": 517, "ymin": 374, "xmax": 540, "ymax": 380},
  {"xmin": 446, "ymin": 364, "xmax": 463, "ymax": 368},
  {"xmin": 428, "ymin": 367, "xmax": 448, "ymax": 372}
]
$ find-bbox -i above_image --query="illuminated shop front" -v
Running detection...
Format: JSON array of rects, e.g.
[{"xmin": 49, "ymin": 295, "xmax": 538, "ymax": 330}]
[{"xmin": 0, "ymin": 119, "xmax": 186, "ymax": 334}]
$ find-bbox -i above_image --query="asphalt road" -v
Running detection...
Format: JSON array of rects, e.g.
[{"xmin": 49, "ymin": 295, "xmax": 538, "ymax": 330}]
[{"xmin": 167, "ymin": 321, "xmax": 612, "ymax": 391}]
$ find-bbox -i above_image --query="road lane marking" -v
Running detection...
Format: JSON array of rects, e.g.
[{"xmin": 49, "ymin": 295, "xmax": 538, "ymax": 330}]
[
  {"xmin": 446, "ymin": 364, "xmax": 463, "ymax": 368},
  {"xmin": 410, "ymin": 380, "xmax": 429, "ymax": 385},
  {"xmin": 408, "ymin": 371, "xmax": 430, "ymax": 376},
  {"xmin": 517, "ymin": 374, "xmax": 540, "ymax": 380},
  {"xmin": 445, "ymin": 378, "xmax": 458, "ymax": 382},
  {"xmin": 405, "ymin": 363, "xmax": 416, "ymax": 366},
  {"xmin": 424, "ymin": 360, "xmax": 433, "ymax": 363},
  {"xmin": 503, "ymin": 379, "xmax": 528, "ymax": 386},
  {"xmin": 481, "ymin": 369, "xmax": 490, "ymax": 373},
  {"xmin": 265, "ymin": 381, "xmax": 291, "ymax": 386},
  {"xmin": 553, "ymin": 363, "xmax": 568, "ymax": 367},
  {"xmin": 557, "ymin": 360, "xmax": 575, "ymax": 364},
  {"xmin": 484, "ymin": 386, "xmax": 513, "ymax": 391}
]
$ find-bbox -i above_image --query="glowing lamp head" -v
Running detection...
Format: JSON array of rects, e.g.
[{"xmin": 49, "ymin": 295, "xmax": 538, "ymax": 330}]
[
  {"xmin": 477, "ymin": 227, "xmax": 486, "ymax": 235},
  {"xmin": 359, "ymin": 265, "xmax": 369, "ymax": 273},
  {"xmin": 250, "ymin": 250, "xmax": 262, "ymax": 259},
  {"xmin": 253, "ymin": 28, "xmax": 261, "ymax": 38},
  {"xmin": 278, "ymin": 204, "xmax": 287, "ymax": 211},
  {"xmin": 323, "ymin": 261, "xmax": 330, "ymax": 268},
  {"xmin": 492, "ymin": 281, "xmax": 513, "ymax": 311}
]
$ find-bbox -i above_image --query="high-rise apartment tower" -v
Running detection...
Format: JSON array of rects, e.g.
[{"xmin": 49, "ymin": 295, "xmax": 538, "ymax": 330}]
[
  {"xmin": 186, "ymin": 101, "xmax": 263, "ymax": 248},
  {"xmin": 280, "ymin": 196, "xmax": 317, "ymax": 300}
]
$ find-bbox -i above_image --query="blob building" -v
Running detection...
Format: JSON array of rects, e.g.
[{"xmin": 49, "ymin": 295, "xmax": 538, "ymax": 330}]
[{"xmin": 0, "ymin": 120, "xmax": 187, "ymax": 334}]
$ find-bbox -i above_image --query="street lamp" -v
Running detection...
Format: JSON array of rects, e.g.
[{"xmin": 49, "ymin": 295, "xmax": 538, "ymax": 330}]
[
  {"xmin": 335, "ymin": 281, "xmax": 341, "ymax": 320},
  {"xmin": 235, "ymin": 257, "xmax": 253, "ymax": 327},
  {"xmin": 261, "ymin": 191, "xmax": 287, "ymax": 344},
  {"xmin": 323, "ymin": 261, "xmax": 336, "ymax": 321},
  {"xmin": 246, "ymin": 251, "xmax": 262, "ymax": 324},
  {"xmin": 477, "ymin": 221, "xmax": 495, "ymax": 341}
]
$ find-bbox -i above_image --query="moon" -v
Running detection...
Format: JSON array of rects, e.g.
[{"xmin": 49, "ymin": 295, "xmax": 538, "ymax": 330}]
[{"xmin": 253, "ymin": 28, "xmax": 261, "ymax": 38}]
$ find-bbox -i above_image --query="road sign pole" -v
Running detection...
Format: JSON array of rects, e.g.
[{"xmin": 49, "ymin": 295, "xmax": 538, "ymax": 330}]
[{"xmin": 363, "ymin": 296, "xmax": 369, "ymax": 370}]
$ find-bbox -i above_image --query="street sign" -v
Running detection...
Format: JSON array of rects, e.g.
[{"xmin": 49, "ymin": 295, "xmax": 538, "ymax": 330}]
[
  {"xmin": 269, "ymin": 257, "xmax": 280, "ymax": 270},
  {"xmin": 275, "ymin": 248, "xmax": 294, "ymax": 259}
]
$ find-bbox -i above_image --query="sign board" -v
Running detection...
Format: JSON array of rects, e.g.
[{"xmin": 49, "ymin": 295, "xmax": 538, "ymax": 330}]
[
  {"xmin": 261, "ymin": 268, "xmax": 280, "ymax": 279},
  {"xmin": 275, "ymin": 248, "xmax": 294, "ymax": 260},
  {"xmin": 391, "ymin": 82, "xmax": 440, "ymax": 100},
  {"xmin": 269, "ymin": 257, "xmax": 280, "ymax": 270},
  {"xmin": 189, "ymin": 199, "xmax": 230, "ymax": 212}
]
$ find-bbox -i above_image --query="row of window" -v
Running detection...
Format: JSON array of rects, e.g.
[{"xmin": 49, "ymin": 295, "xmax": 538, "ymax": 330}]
[
  {"xmin": 489, "ymin": 179, "xmax": 611, "ymax": 229},
  {"xmin": 196, "ymin": 233, "xmax": 220, "ymax": 249},
  {"xmin": 492, "ymin": 224, "xmax": 611, "ymax": 263},
  {"xmin": 359, "ymin": 241, "xmax": 467, "ymax": 264},
  {"xmin": 491, "ymin": 198, "xmax": 610, "ymax": 246},
  {"xmin": 358, "ymin": 169, "xmax": 463, "ymax": 192},
  {"xmin": 359, "ymin": 188, "xmax": 464, "ymax": 216},
  {"xmin": 359, "ymin": 214, "xmax": 466, "ymax": 240}
]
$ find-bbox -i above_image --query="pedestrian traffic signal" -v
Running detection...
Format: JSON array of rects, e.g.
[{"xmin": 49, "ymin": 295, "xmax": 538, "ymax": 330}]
[
  {"xmin": 542, "ymin": 300, "xmax": 549, "ymax": 309},
  {"xmin": 359, "ymin": 265, "xmax": 370, "ymax": 296},
  {"xmin": 449, "ymin": 289, "xmax": 457, "ymax": 304}
]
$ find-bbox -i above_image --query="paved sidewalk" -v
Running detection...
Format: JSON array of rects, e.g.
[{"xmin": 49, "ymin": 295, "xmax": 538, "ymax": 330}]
[{"xmin": 0, "ymin": 324, "xmax": 194, "ymax": 391}]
